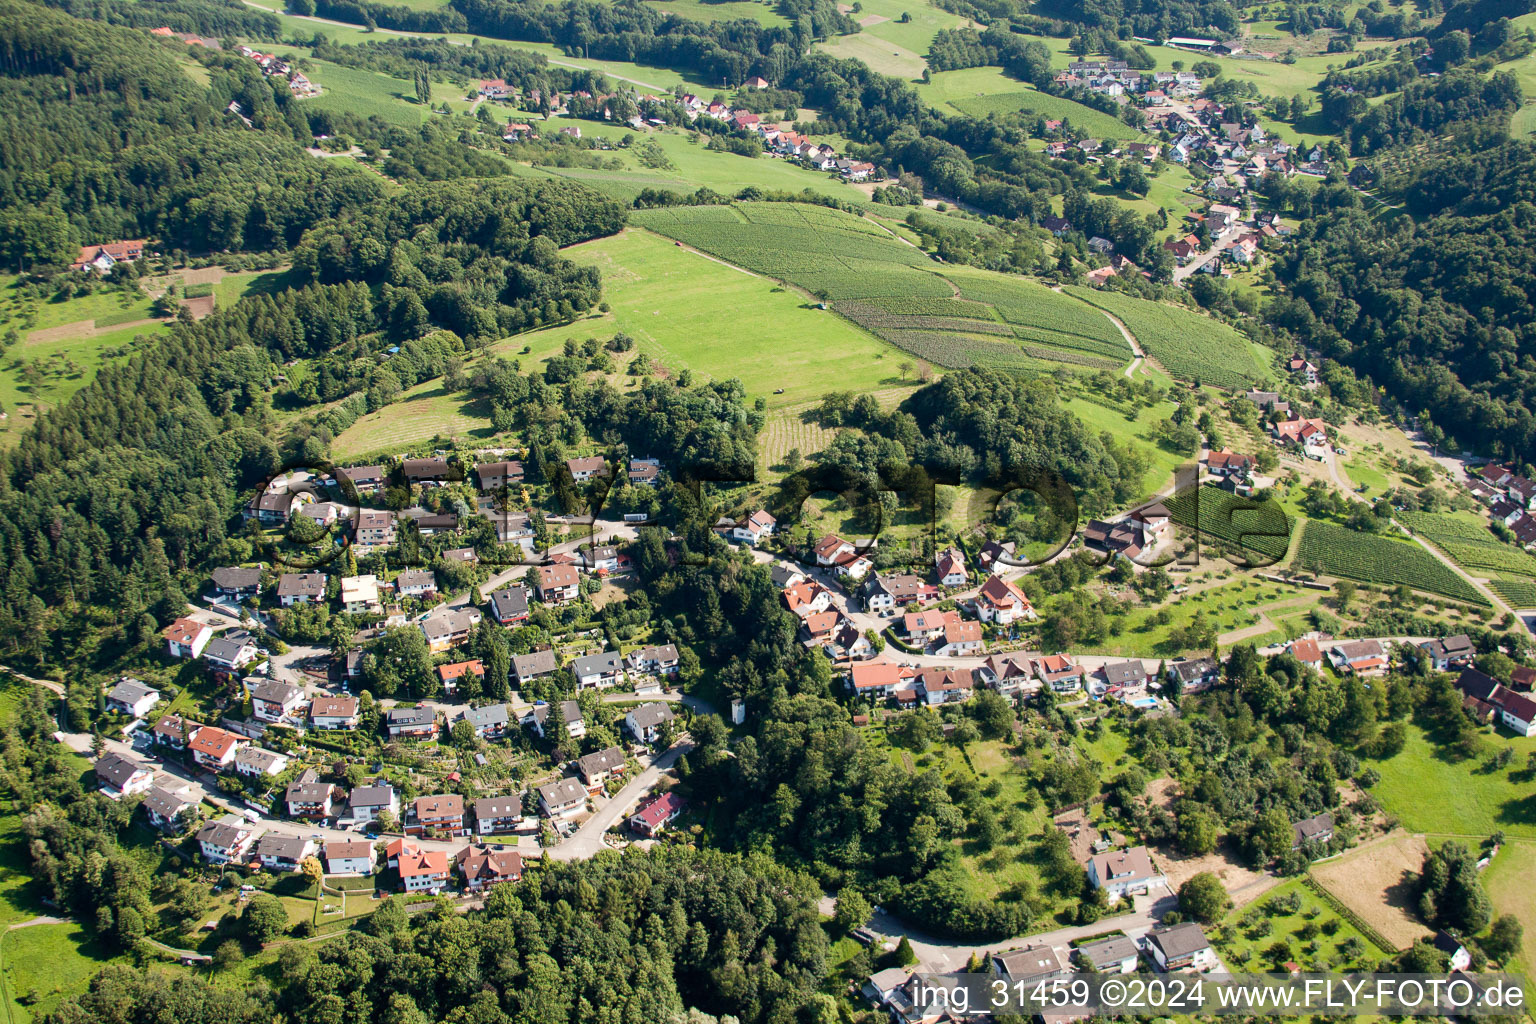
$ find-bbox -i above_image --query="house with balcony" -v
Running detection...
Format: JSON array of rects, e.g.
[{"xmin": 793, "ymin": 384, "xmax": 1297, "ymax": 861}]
[
  {"xmin": 249, "ymin": 679, "xmax": 304, "ymax": 722},
  {"xmin": 408, "ymin": 794, "xmax": 466, "ymax": 837},
  {"xmin": 386, "ymin": 706, "xmax": 438, "ymax": 740},
  {"xmin": 105, "ymin": 678, "xmax": 160, "ymax": 718},
  {"xmin": 197, "ymin": 819, "xmax": 256, "ymax": 864},
  {"xmin": 538, "ymin": 777, "xmax": 587, "ymax": 818},
  {"xmin": 188, "ymin": 726, "xmax": 247, "ymax": 770}
]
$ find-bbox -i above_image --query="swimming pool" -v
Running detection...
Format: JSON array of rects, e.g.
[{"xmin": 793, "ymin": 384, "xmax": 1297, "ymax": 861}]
[{"xmin": 1127, "ymin": 696, "xmax": 1158, "ymax": 709}]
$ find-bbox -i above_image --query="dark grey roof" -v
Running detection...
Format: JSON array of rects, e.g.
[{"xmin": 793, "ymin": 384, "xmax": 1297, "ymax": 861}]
[
  {"xmin": 106, "ymin": 678, "xmax": 158, "ymax": 706},
  {"xmin": 255, "ymin": 833, "xmax": 311, "ymax": 860},
  {"xmin": 1150, "ymin": 922, "xmax": 1210, "ymax": 958},
  {"xmin": 1102, "ymin": 660, "xmax": 1147, "ymax": 686},
  {"xmin": 1077, "ymin": 935, "xmax": 1140, "ymax": 969},
  {"xmin": 143, "ymin": 785, "xmax": 194, "ymax": 820},
  {"xmin": 94, "ymin": 752, "xmax": 145, "ymax": 789},
  {"xmin": 578, "ymin": 746, "xmax": 625, "ymax": 778},
  {"xmin": 627, "ymin": 702, "xmax": 675, "ymax": 729},
  {"xmin": 538, "ymin": 777, "xmax": 586, "ymax": 805},
  {"xmin": 1170, "ymin": 657, "xmax": 1219, "ymax": 682},
  {"xmin": 387, "ymin": 706, "xmax": 437, "ymax": 728},
  {"xmin": 489, "ymin": 586, "xmax": 529, "ymax": 619},
  {"xmin": 203, "ymin": 636, "xmax": 252, "ymax": 663},
  {"xmin": 473, "ymin": 796, "xmax": 522, "ymax": 818},
  {"xmin": 571, "ymin": 651, "xmax": 622, "ymax": 677},
  {"xmin": 277, "ymin": 572, "xmax": 327, "ymax": 598},
  {"xmin": 349, "ymin": 785, "xmax": 395, "ymax": 808},
  {"xmin": 248, "ymin": 679, "xmax": 300, "ymax": 704},
  {"xmin": 233, "ymin": 747, "xmax": 287, "ymax": 772},
  {"xmin": 396, "ymin": 569, "xmax": 437, "ymax": 589},
  {"xmin": 196, "ymin": 820, "xmax": 250, "ymax": 847},
  {"xmin": 211, "ymin": 566, "xmax": 262, "ymax": 590},
  {"xmin": 461, "ymin": 704, "xmax": 510, "ymax": 729},
  {"xmin": 513, "ymin": 649, "xmax": 559, "ymax": 679}
]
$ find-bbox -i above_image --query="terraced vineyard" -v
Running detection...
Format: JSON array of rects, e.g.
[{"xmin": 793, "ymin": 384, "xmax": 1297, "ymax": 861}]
[
  {"xmin": 1162, "ymin": 485, "xmax": 1293, "ymax": 562},
  {"xmin": 1396, "ymin": 511, "xmax": 1536, "ymax": 577},
  {"xmin": 635, "ymin": 203, "xmax": 1137, "ymax": 376},
  {"xmin": 1065, "ymin": 287, "xmax": 1271, "ymax": 389},
  {"xmin": 1294, "ymin": 519, "xmax": 1487, "ymax": 604}
]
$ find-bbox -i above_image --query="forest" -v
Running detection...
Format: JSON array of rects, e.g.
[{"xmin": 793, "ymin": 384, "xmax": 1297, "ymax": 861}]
[{"xmin": 1267, "ymin": 138, "xmax": 1536, "ymax": 465}]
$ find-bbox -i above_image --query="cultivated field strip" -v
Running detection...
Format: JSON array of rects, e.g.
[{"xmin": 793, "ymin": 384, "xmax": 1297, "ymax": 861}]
[{"xmin": 1065, "ymin": 286, "xmax": 1269, "ymax": 389}]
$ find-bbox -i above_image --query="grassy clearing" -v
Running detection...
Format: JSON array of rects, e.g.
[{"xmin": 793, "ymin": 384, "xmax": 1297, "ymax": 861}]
[
  {"xmin": 1063, "ymin": 578, "xmax": 1297, "ymax": 657},
  {"xmin": 303, "ymin": 60, "xmax": 432, "ymax": 127},
  {"xmin": 1064, "ymin": 287, "xmax": 1273, "ymax": 389},
  {"xmin": 1482, "ymin": 841, "xmax": 1536, "ymax": 983},
  {"xmin": 1060, "ymin": 393, "xmax": 1185, "ymax": 497},
  {"xmin": 1294, "ymin": 519, "xmax": 1487, "ymax": 604},
  {"xmin": 334, "ymin": 381, "xmax": 497, "ymax": 459},
  {"xmin": 952, "ymin": 88, "xmax": 1144, "ymax": 141},
  {"xmin": 633, "ymin": 0, "xmax": 789, "ymax": 26},
  {"xmin": 214, "ymin": 269, "xmax": 291, "ymax": 309},
  {"xmin": 1363, "ymin": 721, "xmax": 1536, "ymax": 838}
]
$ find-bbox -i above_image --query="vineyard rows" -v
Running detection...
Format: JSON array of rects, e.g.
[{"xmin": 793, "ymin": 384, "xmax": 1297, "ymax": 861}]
[
  {"xmin": 1162, "ymin": 486, "xmax": 1293, "ymax": 561},
  {"xmin": 1396, "ymin": 511, "xmax": 1536, "ymax": 577},
  {"xmin": 1490, "ymin": 577, "xmax": 1536, "ymax": 607},
  {"xmin": 834, "ymin": 306, "xmax": 1016, "ymax": 336},
  {"xmin": 1294, "ymin": 519, "xmax": 1487, "ymax": 604},
  {"xmin": 1065, "ymin": 287, "xmax": 1269, "ymax": 389},
  {"xmin": 855, "ymin": 297, "xmax": 999, "ymax": 319},
  {"xmin": 956, "ymin": 277, "xmax": 1128, "ymax": 351},
  {"xmin": 881, "ymin": 330, "xmax": 1038, "ymax": 369}
]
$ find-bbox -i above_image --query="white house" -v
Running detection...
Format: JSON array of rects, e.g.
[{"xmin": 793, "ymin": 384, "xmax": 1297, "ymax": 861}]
[
  {"xmin": 732, "ymin": 510, "xmax": 776, "ymax": 544},
  {"xmin": 323, "ymin": 840, "xmax": 375, "ymax": 876},
  {"xmin": 1087, "ymin": 846, "xmax": 1162, "ymax": 901},
  {"xmin": 248, "ymin": 678, "xmax": 304, "ymax": 722},
  {"xmin": 571, "ymin": 651, "xmax": 625, "ymax": 690},
  {"xmin": 625, "ymin": 702, "xmax": 675, "ymax": 743},
  {"xmin": 105, "ymin": 678, "xmax": 160, "ymax": 718},
  {"xmin": 196, "ymin": 819, "xmax": 256, "ymax": 864},
  {"xmin": 94, "ymin": 752, "xmax": 154, "ymax": 797},
  {"xmin": 163, "ymin": 618, "xmax": 212, "ymax": 660},
  {"xmin": 538, "ymin": 777, "xmax": 587, "ymax": 819}
]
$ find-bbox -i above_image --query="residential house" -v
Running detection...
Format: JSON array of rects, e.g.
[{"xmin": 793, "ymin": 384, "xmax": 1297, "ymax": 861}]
[
  {"xmin": 1206, "ymin": 450, "xmax": 1255, "ymax": 479},
  {"xmin": 992, "ymin": 946, "xmax": 1067, "ymax": 986},
  {"xmin": 488, "ymin": 585, "xmax": 530, "ymax": 625},
  {"xmin": 800, "ymin": 609, "xmax": 842, "ymax": 646},
  {"xmin": 1076, "ymin": 935, "xmax": 1141, "ymax": 974},
  {"xmin": 286, "ymin": 771, "xmax": 340, "ymax": 819},
  {"xmin": 255, "ymin": 834, "xmax": 316, "ymax": 873},
  {"xmin": 401, "ymin": 457, "xmax": 450, "ymax": 485},
  {"xmin": 1035, "ymin": 653, "xmax": 1085, "ymax": 693},
  {"xmin": 475, "ymin": 460, "xmax": 524, "ymax": 489},
  {"xmin": 848, "ymin": 660, "xmax": 917, "ymax": 698},
  {"xmin": 1088, "ymin": 236, "xmax": 1115, "ymax": 254},
  {"xmin": 829, "ymin": 621, "xmax": 873, "ymax": 661},
  {"xmin": 94, "ymin": 752, "xmax": 154, "ymax": 797},
  {"xmin": 203, "ymin": 631, "xmax": 258, "ymax": 672},
  {"xmin": 196, "ymin": 820, "xmax": 256, "ymax": 864},
  {"xmin": 458, "ymin": 845, "xmax": 523, "ymax": 891},
  {"xmin": 338, "ymin": 465, "xmax": 385, "ymax": 495},
  {"xmin": 1420, "ymin": 634, "xmax": 1475, "ymax": 672},
  {"xmin": 457, "ymin": 703, "xmax": 511, "ymax": 740},
  {"xmin": 71, "ymin": 239, "xmax": 145, "ymax": 272},
  {"xmin": 524, "ymin": 699, "xmax": 585, "ymax": 740},
  {"xmin": 577, "ymin": 746, "xmax": 626, "ymax": 787},
  {"xmin": 1167, "ymin": 657, "xmax": 1221, "ymax": 692},
  {"xmin": 394, "ymin": 569, "xmax": 437, "ymax": 599},
  {"xmin": 919, "ymin": 667, "xmax": 974, "ymax": 705},
  {"xmin": 1433, "ymin": 931, "xmax": 1473, "ymax": 973},
  {"xmin": 152, "ymin": 714, "xmax": 199, "ymax": 750},
  {"xmin": 472, "ymin": 796, "xmax": 527, "ymax": 836},
  {"xmin": 536, "ymin": 564, "xmax": 581, "ymax": 604},
  {"xmin": 630, "ymin": 791, "xmax": 686, "ymax": 836},
  {"xmin": 625, "ymin": 702, "xmax": 675, "ymax": 743},
  {"xmin": 784, "ymin": 581, "xmax": 834, "ymax": 618},
  {"xmin": 438, "ymin": 660, "xmax": 485, "ymax": 695},
  {"xmin": 565, "ymin": 455, "xmax": 608, "ymax": 481},
  {"xmin": 420, "ymin": 607, "xmax": 481, "ymax": 653},
  {"xmin": 245, "ymin": 491, "xmax": 295, "ymax": 524},
  {"xmin": 901, "ymin": 608, "xmax": 955, "ymax": 644},
  {"xmin": 1288, "ymin": 637, "xmax": 1323, "ymax": 671},
  {"xmin": 512, "ymin": 648, "xmax": 560, "ymax": 686},
  {"xmin": 406, "ymin": 511, "xmax": 460, "ymax": 537},
  {"xmin": 188, "ymin": 726, "xmax": 247, "ymax": 770},
  {"xmin": 341, "ymin": 575, "xmax": 382, "ymax": 614},
  {"xmin": 934, "ymin": 546, "xmax": 967, "ymax": 586},
  {"xmin": 976, "ymin": 574, "xmax": 1035, "ymax": 625},
  {"xmin": 973, "ymin": 651, "xmax": 1037, "ymax": 696},
  {"xmin": 814, "ymin": 534, "xmax": 855, "ymax": 566},
  {"xmin": 731, "ymin": 510, "xmax": 776, "ymax": 544},
  {"xmin": 1328, "ymin": 639, "xmax": 1388, "ymax": 676},
  {"xmin": 538, "ymin": 777, "xmax": 587, "ymax": 818},
  {"xmin": 1272, "ymin": 417, "xmax": 1329, "ymax": 448},
  {"xmin": 323, "ymin": 840, "xmax": 376, "ymax": 876},
  {"xmin": 386, "ymin": 707, "xmax": 438, "ymax": 740},
  {"xmin": 105, "ymin": 678, "xmax": 160, "ymax": 718},
  {"xmin": 1288, "ymin": 357, "xmax": 1319, "ymax": 383},
  {"xmin": 249, "ymin": 679, "xmax": 304, "ymax": 722},
  {"xmin": 409, "ymin": 794, "xmax": 466, "ymax": 837},
  {"xmin": 233, "ymin": 746, "xmax": 289, "ymax": 779},
  {"xmin": 628, "ymin": 644, "xmax": 680, "ymax": 676},
  {"xmin": 277, "ymin": 572, "xmax": 327, "ymax": 606},
  {"xmin": 579, "ymin": 545, "xmax": 620, "ymax": 574},
  {"xmin": 309, "ymin": 696, "xmax": 359, "ymax": 730},
  {"xmin": 163, "ymin": 617, "xmax": 213, "ymax": 660},
  {"xmin": 1101, "ymin": 659, "xmax": 1152, "ymax": 692},
  {"xmin": 1491, "ymin": 498, "xmax": 1526, "ymax": 527},
  {"xmin": 1146, "ymin": 923, "xmax": 1213, "ymax": 971},
  {"xmin": 628, "ymin": 458, "xmax": 662, "ymax": 486},
  {"xmin": 143, "ymin": 784, "xmax": 198, "ymax": 831},
  {"xmin": 863, "ymin": 573, "xmax": 938, "ymax": 613},
  {"xmin": 771, "ymin": 564, "xmax": 807, "ymax": 589},
  {"xmin": 571, "ymin": 650, "xmax": 625, "ymax": 689},
  {"xmin": 210, "ymin": 566, "xmax": 262, "ymax": 601},
  {"xmin": 935, "ymin": 618, "xmax": 982, "ymax": 658},
  {"xmin": 1245, "ymin": 390, "xmax": 1292, "ymax": 418},
  {"xmin": 398, "ymin": 846, "xmax": 451, "ymax": 892},
  {"xmin": 341, "ymin": 784, "xmax": 398, "ymax": 827},
  {"xmin": 1087, "ymin": 846, "xmax": 1162, "ymax": 901},
  {"xmin": 355, "ymin": 510, "xmax": 396, "ymax": 551},
  {"xmin": 1041, "ymin": 215, "xmax": 1073, "ymax": 236},
  {"xmin": 1292, "ymin": 812, "xmax": 1334, "ymax": 849}
]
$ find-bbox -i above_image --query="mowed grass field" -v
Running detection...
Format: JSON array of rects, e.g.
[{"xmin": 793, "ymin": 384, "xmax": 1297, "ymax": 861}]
[
  {"xmin": 951, "ymin": 87, "xmax": 1144, "ymax": 141},
  {"xmin": 1363, "ymin": 722, "xmax": 1536, "ymax": 838},
  {"xmin": 815, "ymin": 0, "xmax": 969, "ymax": 79},
  {"xmin": 565, "ymin": 227, "xmax": 907, "ymax": 406},
  {"xmin": 1482, "ymin": 841, "xmax": 1536, "ymax": 984}
]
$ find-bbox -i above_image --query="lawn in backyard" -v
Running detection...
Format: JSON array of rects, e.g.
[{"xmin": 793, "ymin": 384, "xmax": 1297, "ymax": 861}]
[{"xmin": 1362, "ymin": 721, "xmax": 1536, "ymax": 838}]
